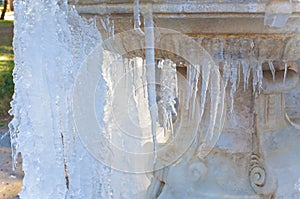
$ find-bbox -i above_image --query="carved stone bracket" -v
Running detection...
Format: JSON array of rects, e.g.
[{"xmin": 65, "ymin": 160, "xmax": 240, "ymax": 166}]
[
  {"xmin": 249, "ymin": 97, "xmax": 268, "ymax": 195},
  {"xmin": 250, "ymin": 96, "xmax": 277, "ymax": 198}
]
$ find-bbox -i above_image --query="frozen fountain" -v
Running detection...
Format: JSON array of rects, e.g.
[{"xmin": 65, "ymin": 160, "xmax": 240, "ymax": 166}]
[{"xmin": 10, "ymin": 0, "xmax": 300, "ymax": 198}]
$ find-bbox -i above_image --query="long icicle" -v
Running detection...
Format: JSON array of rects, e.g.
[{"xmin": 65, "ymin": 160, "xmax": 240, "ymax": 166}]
[
  {"xmin": 191, "ymin": 64, "xmax": 200, "ymax": 119},
  {"xmin": 144, "ymin": 5, "xmax": 158, "ymax": 164},
  {"xmin": 229, "ymin": 61, "xmax": 238, "ymax": 114},
  {"xmin": 160, "ymin": 60, "xmax": 177, "ymax": 139},
  {"xmin": 199, "ymin": 60, "xmax": 211, "ymax": 125},
  {"xmin": 158, "ymin": 60, "xmax": 168, "ymax": 136}
]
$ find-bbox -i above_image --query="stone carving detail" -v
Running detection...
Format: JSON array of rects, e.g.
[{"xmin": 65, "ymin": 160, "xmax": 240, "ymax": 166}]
[{"xmin": 249, "ymin": 153, "xmax": 267, "ymax": 193}]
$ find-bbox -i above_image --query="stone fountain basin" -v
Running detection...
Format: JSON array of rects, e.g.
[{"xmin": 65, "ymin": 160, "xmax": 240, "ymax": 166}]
[
  {"xmin": 69, "ymin": 0, "xmax": 300, "ymax": 62},
  {"xmin": 69, "ymin": 0, "xmax": 300, "ymax": 34}
]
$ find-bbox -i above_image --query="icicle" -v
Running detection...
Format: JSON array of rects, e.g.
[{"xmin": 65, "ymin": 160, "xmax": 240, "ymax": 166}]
[
  {"xmin": 191, "ymin": 65, "xmax": 200, "ymax": 119},
  {"xmin": 134, "ymin": 0, "xmax": 144, "ymax": 35},
  {"xmin": 199, "ymin": 60, "xmax": 211, "ymax": 122},
  {"xmin": 142, "ymin": 59, "xmax": 147, "ymax": 98},
  {"xmin": 222, "ymin": 61, "xmax": 230, "ymax": 90},
  {"xmin": 268, "ymin": 60, "xmax": 276, "ymax": 81},
  {"xmin": 159, "ymin": 59, "xmax": 177, "ymax": 139},
  {"xmin": 144, "ymin": 6, "xmax": 157, "ymax": 164},
  {"xmin": 229, "ymin": 61, "xmax": 238, "ymax": 114},
  {"xmin": 126, "ymin": 58, "xmax": 130, "ymax": 90},
  {"xmin": 257, "ymin": 61, "xmax": 263, "ymax": 92},
  {"xmin": 197, "ymin": 62, "xmax": 223, "ymax": 157},
  {"xmin": 168, "ymin": 111, "xmax": 174, "ymax": 138},
  {"xmin": 159, "ymin": 60, "xmax": 169, "ymax": 136},
  {"xmin": 111, "ymin": 19, "xmax": 115, "ymax": 38},
  {"xmin": 185, "ymin": 64, "xmax": 190, "ymax": 109},
  {"xmin": 100, "ymin": 15, "xmax": 114, "ymax": 38},
  {"xmin": 185, "ymin": 64, "xmax": 194, "ymax": 110},
  {"xmin": 237, "ymin": 61, "xmax": 241, "ymax": 89},
  {"xmin": 123, "ymin": 58, "xmax": 128, "ymax": 89},
  {"xmin": 240, "ymin": 38, "xmax": 252, "ymax": 91},
  {"xmin": 208, "ymin": 67, "xmax": 221, "ymax": 140},
  {"xmin": 185, "ymin": 63, "xmax": 200, "ymax": 118},
  {"xmin": 131, "ymin": 59, "xmax": 136, "ymax": 96},
  {"xmin": 100, "ymin": 17, "xmax": 108, "ymax": 33},
  {"xmin": 283, "ymin": 60, "xmax": 288, "ymax": 84},
  {"xmin": 251, "ymin": 60, "xmax": 263, "ymax": 94}
]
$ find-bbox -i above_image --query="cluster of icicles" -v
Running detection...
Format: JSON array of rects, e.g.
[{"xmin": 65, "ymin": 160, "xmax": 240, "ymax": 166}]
[{"xmin": 8, "ymin": 0, "xmax": 291, "ymax": 198}]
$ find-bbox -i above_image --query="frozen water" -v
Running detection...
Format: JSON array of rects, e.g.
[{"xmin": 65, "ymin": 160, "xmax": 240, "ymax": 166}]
[
  {"xmin": 229, "ymin": 61, "xmax": 238, "ymax": 114},
  {"xmin": 284, "ymin": 60, "xmax": 288, "ymax": 84},
  {"xmin": 10, "ymin": 1, "xmax": 81, "ymax": 197},
  {"xmin": 241, "ymin": 59, "xmax": 250, "ymax": 90},
  {"xmin": 133, "ymin": 0, "xmax": 144, "ymax": 36},
  {"xmin": 10, "ymin": 0, "xmax": 281, "ymax": 198},
  {"xmin": 268, "ymin": 60, "xmax": 276, "ymax": 81},
  {"xmin": 200, "ymin": 60, "xmax": 211, "ymax": 123},
  {"xmin": 144, "ymin": 6, "xmax": 158, "ymax": 164},
  {"xmin": 158, "ymin": 59, "xmax": 177, "ymax": 138},
  {"xmin": 100, "ymin": 15, "xmax": 115, "ymax": 38},
  {"xmin": 186, "ymin": 63, "xmax": 200, "ymax": 119},
  {"xmin": 11, "ymin": 1, "xmax": 148, "ymax": 198}
]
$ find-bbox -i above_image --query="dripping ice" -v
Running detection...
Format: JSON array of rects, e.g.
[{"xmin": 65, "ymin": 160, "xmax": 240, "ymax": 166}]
[
  {"xmin": 10, "ymin": 1, "xmax": 147, "ymax": 198},
  {"xmin": 134, "ymin": 0, "xmax": 144, "ymax": 35},
  {"xmin": 158, "ymin": 59, "xmax": 178, "ymax": 138},
  {"xmin": 9, "ymin": 0, "xmax": 282, "ymax": 198}
]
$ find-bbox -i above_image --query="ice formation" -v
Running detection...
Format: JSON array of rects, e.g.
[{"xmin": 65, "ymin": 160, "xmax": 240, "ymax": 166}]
[
  {"xmin": 9, "ymin": 0, "xmax": 275, "ymax": 198},
  {"xmin": 158, "ymin": 59, "xmax": 177, "ymax": 138},
  {"xmin": 144, "ymin": 6, "xmax": 158, "ymax": 164},
  {"xmin": 100, "ymin": 15, "xmax": 115, "ymax": 38},
  {"xmin": 133, "ymin": 0, "xmax": 144, "ymax": 35},
  {"xmin": 10, "ymin": 1, "xmax": 147, "ymax": 198}
]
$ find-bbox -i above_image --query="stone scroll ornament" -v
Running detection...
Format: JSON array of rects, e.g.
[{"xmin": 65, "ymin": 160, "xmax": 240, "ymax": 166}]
[
  {"xmin": 249, "ymin": 111, "xmax": 277, "ymax": 197},
  {"xmin": 249, "ymin": 154, "xmax": 267, "ymax": 192},
  {"xmin": 249, "ymin": 152, "xmax": 278, "ymax": 198}
]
